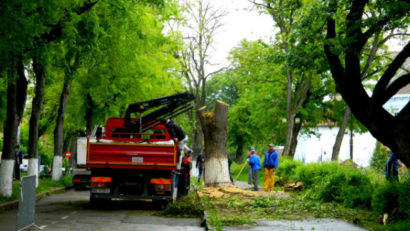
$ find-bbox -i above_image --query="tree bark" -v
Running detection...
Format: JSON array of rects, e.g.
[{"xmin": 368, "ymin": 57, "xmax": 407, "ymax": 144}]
[
  {"xmin": 52, "ymin": 77, "xmax": 72, "ymax": 181},
  {"xmin": 0, "ymin": 75, "xmax": 18, "ymax": 197},
  {"xmin": 198, "ymin": 101, "xmax": 231, "ymax": 187},
  {"xmin": 289, "ymin": 120, "xmax": 302, "ymax": 156},
  {"xmin": 283, "ymin": 113, "xmax": 295, "ymax": 157},
  {"xmin": 331, "ymin": 106, "xmax": 350, "ymax": 161},
  {"xmin": 0, "ymin": 58, "xmax": 27, "ymax": 196},
  {"xmin": 235, "ymin": 136, "xmax": 244, "ymax": 164},
  {"xmin": 28, "ymin": 54, "xmax": 46, "ymax": 187},
  {"xmin": 85, "ymin": 93, "xmax": 93, "ymax": 135}
]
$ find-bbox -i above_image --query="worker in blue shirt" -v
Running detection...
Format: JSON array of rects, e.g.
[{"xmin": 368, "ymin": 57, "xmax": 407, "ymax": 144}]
[
  {"xmin": 385, "ymin": 151, "xmax": 399, "ymax": 182},
  {"xmin": 248, "ymin": 151, "xmax": 261, "ymax": 191},
  {"xmin": 263, "ymin": 144, "xmax": 279, "ymax": 191}
]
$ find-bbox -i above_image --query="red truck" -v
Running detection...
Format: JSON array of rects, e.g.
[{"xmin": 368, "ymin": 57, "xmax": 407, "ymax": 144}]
[{"xmin": 86, "ymin": 92, "xmax": 194, "ymax": 204}]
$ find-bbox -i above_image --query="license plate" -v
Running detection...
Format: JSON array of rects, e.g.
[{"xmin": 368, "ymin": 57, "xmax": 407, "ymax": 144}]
[
  {"xmin": 132, "ymin": 156, "xmax": 143, "ymax": 163},
  {"xmin": 94, "ymin": 188, "xmax": 110, "ymax": 194}
]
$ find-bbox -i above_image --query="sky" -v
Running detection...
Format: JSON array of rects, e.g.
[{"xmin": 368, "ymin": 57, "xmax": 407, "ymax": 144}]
[{"xmin": 205, "ymin": 0, "xmax": 276, "ymax": 72}]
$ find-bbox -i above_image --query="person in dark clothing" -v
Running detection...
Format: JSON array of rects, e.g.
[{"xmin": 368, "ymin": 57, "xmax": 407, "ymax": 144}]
[
  {"xmin": 196, "ymin": 149, "xmax": 205, "ymax": 182},
  {"xmin": 385, "ymin": 151, "xmax": 399, "ymax": 182},
  {"xmin": 161, "ymin": 119, "xmax": 188, "ymax": 154},
  {"xmin": 178, "ymin": 149, "xmax": 192, "ymax": 197},
  {"xmin": 228, "ymin": 155, "xmax": 233, "ymax": 183},
  {"xmin": 14, "ymin": 145, "xmax": 23, "ymax": 180}
]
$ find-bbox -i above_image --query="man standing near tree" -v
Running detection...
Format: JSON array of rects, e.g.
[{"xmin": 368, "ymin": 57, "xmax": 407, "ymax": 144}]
[
  {"xmin": 247, "ymin": 147, "xmax": 256, "ymax": 186},
  {"xmin": 263, "ymin": 144, "xmax": 279, "ymax": 191},
  {"xmin": 248, "ymin": 150, "xmax": 261, "ymax": 191},
  {"xmin": 161, "ymin": 118, "xmax": 188, "ymax": 155},
  {"xmin": 14, "ymin": 145, "xmax": 23, "ymax": 180},
  {"xmin": 385, "ymin": 151, "xmax": 399, "ymax": 182},
  {"xmin": 196, "ymin": 148, "xmax": 205, "ymax": 182}
]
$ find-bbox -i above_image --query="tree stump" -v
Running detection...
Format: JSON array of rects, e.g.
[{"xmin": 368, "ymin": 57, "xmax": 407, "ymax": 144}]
[{"xmin": 198, "ymin": 100, "xmax": 232, "ymax": 187}]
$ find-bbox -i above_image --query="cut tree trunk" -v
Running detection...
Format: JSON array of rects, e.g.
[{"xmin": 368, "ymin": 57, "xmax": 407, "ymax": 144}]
[{"xmin": 198, "ymin": 100, "xmax": 232, "ymax": 187}]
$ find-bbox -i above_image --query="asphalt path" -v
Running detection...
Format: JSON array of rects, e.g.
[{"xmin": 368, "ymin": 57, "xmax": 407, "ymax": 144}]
[{"xmin": 0, "ymin": 189, "xmax": 204, "ymax": 231}]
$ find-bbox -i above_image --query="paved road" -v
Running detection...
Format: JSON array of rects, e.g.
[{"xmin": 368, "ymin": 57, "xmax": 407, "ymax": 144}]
[{"xmin": 0, "ymin": 189, "xmax": 204, "ymax": 231}]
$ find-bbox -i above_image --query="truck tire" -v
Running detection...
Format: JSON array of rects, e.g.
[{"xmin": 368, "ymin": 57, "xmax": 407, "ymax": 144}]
[
  {"xmin": 90, "ymin": 194, "xmax": 111, "ymax": 206},
  {"xmin": 153, "ymin": 199, "xmax": 170, "ymax": 209}
]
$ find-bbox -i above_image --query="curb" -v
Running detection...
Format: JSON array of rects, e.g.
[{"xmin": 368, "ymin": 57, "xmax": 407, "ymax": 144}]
[
  {"xmin": 202, "ymin": 210, "xmax": 216, "ymax": 231},
  {"xmin": 0, "ymin": 186, "xmax": 72, "ymax": 213},
  {"xmin": 194, "ymin": 184, "xmax": 215, "ymax": 231}
]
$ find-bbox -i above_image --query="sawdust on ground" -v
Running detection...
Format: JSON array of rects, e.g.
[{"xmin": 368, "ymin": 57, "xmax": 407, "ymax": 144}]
[{"xmin": 198, "ymin": 186, "xmax": 290, "ymax": 199}]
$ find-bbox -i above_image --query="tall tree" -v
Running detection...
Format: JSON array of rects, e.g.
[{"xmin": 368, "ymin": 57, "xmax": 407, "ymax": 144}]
[
  {"xmin": 176, "ymin": 0, "xmax": 226, "ymax": 157},
  {"xmin": 251, "ymin": 0, "xmax": 329, "ymax": 157},
  {"xmin": 27, "ymin": 48, "xmax": 47, "ymax": 187},
  {"xmin": 324, "ymin": 0, "xmax": 410, "ymax": 166},
  {"xmin": 52, "ymin": 4, "xmax": 100, "ymax": 180},
  {"xmin": 330, "ymin": 11, "xmax": 396, "ymax": 161}
]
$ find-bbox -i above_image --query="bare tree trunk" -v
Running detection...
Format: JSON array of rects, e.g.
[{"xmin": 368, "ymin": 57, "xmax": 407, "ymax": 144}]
[
  {"xmin": 198, "ymin": 101, "xmax": 231, "ymax": 187},
  {"xmin": 289, "ymin": 121, "xmax": 302, "ymax": 156},
  {"xmin": 192, "ymin": 119, "xmax": 203, "ymax": 156},
  {"xmin": 69, "ymin": 136, "xmax": 77, "ymax": 171},
  {"xmin": 28, "ymin": 55, "xmax": 46, "ymax": 187},
  {"xmin": 235, "ymin": 136, "xmax": 244, "ymax": 164},
  {"xmin": 0, "ymin": 76, "xmax": 18, "ymax": 197},
  {"xmin": 52, "ymin": 77, "xmax": 72, "ymax": 181},
  {"xmin": 85, "ymin": 93, "xmax": 93, "ymax": 135},
  {"xmin": 0, "ymin": 59, "xmax": 27, "ymax": 196},
  {"xmin": 332, "ymin": 106, "xmax": 350, "ymax": 161},
  {"xmin": 283, "ymin": 113, "xmax": 295, "ymax": 157}
]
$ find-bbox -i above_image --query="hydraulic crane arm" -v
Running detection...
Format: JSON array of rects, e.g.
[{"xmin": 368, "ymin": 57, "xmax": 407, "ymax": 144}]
[{"xmin": 124, "ymin": 92, "xmax": 194, "ymax": 132}]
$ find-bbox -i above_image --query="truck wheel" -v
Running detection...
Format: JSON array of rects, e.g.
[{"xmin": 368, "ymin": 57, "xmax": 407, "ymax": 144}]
[
  {"xmin": 74, "ymin": 184, "xmax": 82, "ymax": 191},
  {"xmin": 153, "ymin": 199, "xmax": 169, "ymax": 209},
  {"xmin": 90, "ymin": 194, "xmax": 110, "ymax": 206}
]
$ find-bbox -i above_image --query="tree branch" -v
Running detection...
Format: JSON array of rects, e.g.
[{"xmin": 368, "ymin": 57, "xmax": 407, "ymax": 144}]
[
  {"xmin": 324, "ymin": 1, "xmax": 345, "ymax": 86},
  {"xmin": 205, "ymin": 65, "xmax": 231, "ymax": 80},
  {"xmin": 377, "ymin": 74, "xmax": 410, "ymax": 105},
  {"xmin": 373, "ymin": 41, "xmax": 410, "ymax": 101},
  {"xmin": 74, "ymin": 0, "xmax": 98, "ymax": 15}
]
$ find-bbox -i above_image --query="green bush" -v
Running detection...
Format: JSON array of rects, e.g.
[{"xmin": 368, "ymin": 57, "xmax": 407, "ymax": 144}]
[
  {"xmin": 294, "ymin": 162, "xmax": 341, "ymax": 187},
  {"xmin": 372, "ymin": 178, "xmax": 410, "ymax": 220},
  {"xmin": 370, "ymin": 142, "xmax": 389, "ymax": 172},
  {"xmin": 309, "ymin": 171, "xmax": 346, "ymax": 202},
  {"xmin": 276, "ymin": 157, "xmax": 303, "ymax": 183},
  {"xmin": 339, "ymin": 170, "xmax": 373, "ymax": 208},
  {"xmin": 161, "ymin": 193, "xmax": 203, "ymax": 218}
]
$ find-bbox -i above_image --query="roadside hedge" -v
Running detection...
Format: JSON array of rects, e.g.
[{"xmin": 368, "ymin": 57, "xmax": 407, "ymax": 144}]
[{"xmin": 276, "ymin": 158, "xmax": 409, "ymax": 220}]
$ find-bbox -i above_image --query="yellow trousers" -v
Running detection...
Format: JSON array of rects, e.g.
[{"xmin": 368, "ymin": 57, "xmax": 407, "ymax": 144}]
[{"xmin": 264, "ymin": 168, "xmax": 275, "ymax": 191}]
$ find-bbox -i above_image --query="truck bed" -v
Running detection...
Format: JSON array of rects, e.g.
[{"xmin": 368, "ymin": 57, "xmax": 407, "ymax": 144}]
[{"xmin": 86, "ymin": 138, "xmax": 178, "ymax": 171}]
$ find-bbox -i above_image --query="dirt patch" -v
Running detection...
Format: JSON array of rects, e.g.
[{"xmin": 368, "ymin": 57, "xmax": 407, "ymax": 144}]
[{"xmin": 198, "ymin": 186, "xmax": 290, "ymax": 199}]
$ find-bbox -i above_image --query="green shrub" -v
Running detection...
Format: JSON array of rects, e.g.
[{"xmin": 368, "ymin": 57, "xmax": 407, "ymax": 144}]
[
  {"xmin": 370, "ymin": 142, "xmax": 389, "ymax": 172},
  {"xmin": 372, "ymin": 178, "xmax": 410, "ymax": 220},
  {"xmin": 303, "ymin": 165, "xmax": 373, "ymax": 209},
  {"xmin": 295, "ymin": 162, "xmax": 341, "ymax": 187},
  {"xmin": 339, "ymin": 170, "xmax": 373, "ymax": 208},
  {"xmin": 161, "ymin": 193, "xmax": 203, "ymax": 218},
  {"xmin": 310, "ymin": 171, "xmax": 347, "ymax": 202},
  {"xmin": 276, "ymin": 157, "xmax": 303, "ymax": 183}
]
